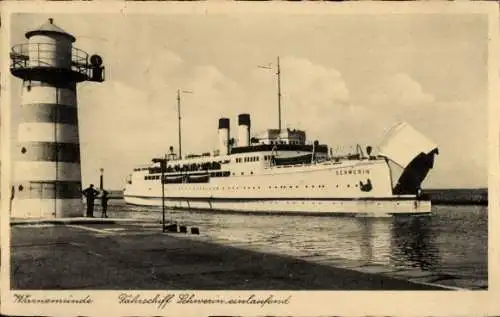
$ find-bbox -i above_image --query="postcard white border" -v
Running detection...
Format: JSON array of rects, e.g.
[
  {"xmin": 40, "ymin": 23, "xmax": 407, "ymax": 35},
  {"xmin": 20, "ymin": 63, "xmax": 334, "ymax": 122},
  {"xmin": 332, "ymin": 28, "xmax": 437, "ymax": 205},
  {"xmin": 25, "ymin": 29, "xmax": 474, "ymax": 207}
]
[{"xmin": 1, "ymin": 1, "xmax": 499, "ymax": 316}]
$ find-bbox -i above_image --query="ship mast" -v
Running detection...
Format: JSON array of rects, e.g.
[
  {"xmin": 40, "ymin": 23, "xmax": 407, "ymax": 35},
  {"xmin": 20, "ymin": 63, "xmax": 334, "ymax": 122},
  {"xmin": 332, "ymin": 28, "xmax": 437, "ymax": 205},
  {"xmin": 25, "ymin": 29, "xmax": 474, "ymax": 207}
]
[
  {"xmin": 259, "ymin": 56, "xmax": 283, "ymax": 132},
  {"xmin": 277, "ymin": 56, "xmax": 282, "ymax": 132},
  {"xmin": 176, "ymin": 88, "xmax": 193, "ymax": 160},
  {"xmin": 177, "ymin": 89, "xmax": 182, "ymax": 160}
]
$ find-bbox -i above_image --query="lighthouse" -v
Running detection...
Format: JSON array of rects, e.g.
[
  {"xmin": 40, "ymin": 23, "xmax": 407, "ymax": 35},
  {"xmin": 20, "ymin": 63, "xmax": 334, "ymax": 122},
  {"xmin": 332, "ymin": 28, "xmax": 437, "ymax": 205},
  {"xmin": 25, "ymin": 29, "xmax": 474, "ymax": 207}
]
[{"xmin": 9, "ymin": 18, "xmax": 105, "ymax": 218}]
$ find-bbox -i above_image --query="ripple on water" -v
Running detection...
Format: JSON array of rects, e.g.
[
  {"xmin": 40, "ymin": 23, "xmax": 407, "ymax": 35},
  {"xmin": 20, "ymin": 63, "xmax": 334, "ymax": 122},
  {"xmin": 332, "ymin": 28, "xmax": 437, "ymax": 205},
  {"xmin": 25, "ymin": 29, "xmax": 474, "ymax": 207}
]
[{"xmin": 109, "ymin": 203, "xmax": 487, "ymax": 287}]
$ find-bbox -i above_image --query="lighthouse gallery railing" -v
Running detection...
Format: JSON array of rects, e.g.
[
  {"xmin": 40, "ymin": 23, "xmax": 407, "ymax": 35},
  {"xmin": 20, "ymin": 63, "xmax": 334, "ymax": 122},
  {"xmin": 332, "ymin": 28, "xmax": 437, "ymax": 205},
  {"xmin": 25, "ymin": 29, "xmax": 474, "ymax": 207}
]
[{"xmin": 10, "ymin": 43, "xmax": 90, "ymax": 78}]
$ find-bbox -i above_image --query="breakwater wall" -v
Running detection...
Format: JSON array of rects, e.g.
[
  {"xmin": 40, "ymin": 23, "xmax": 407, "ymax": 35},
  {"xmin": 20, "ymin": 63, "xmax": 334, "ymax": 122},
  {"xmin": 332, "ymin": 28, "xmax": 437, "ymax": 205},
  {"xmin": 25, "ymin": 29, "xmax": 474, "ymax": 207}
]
[{"xmin": 422, "ymin": 188, "xmax": 487, "ymax": 206}]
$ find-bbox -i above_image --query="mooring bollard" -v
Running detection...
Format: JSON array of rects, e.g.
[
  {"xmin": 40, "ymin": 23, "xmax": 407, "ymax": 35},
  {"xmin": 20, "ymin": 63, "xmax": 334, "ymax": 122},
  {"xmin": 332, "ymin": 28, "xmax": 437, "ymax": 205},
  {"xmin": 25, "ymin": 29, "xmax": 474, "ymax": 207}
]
[
  {"xmin": 179, "ymin": 225, "xmax": 187, "ymax": 233},
  {"xmin": 165, "ymin": 223, "xmax": 178, "ymax": 233},
  {"xmin": 190, "ymin": 227, "xmax": 200, "ymax": 235}
]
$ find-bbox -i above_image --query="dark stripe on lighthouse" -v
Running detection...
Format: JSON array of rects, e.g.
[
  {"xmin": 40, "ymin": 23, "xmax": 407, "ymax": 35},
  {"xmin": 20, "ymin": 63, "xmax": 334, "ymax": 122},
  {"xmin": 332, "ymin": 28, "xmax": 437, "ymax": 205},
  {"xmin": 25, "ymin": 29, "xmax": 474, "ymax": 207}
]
[
  {"xmin": 17, "ymin": 142, "xmax": 80, "ymax": 163},
  {"xmin": 23, "ymin": 80, "xmax": 77, "ymax": 91},
  {"xmin": 20, "ymin": 103, "xmax": 78, "ymax": 125},
  {"xmin": 14, "ymin": 180, "xmax": 82, "ymax": 199}
]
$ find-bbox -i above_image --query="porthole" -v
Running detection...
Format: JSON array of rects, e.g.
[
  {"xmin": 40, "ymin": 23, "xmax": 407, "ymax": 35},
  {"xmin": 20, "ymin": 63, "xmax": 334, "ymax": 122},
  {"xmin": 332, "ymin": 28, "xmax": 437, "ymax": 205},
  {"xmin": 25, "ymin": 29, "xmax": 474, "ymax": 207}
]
[
  {"xmin": 18, "ymin": 185, "xmax": 24, "ymax": 191},
  {"xmin": 21, "ymin": 147, "xmax": 27, "ymax": 154}
]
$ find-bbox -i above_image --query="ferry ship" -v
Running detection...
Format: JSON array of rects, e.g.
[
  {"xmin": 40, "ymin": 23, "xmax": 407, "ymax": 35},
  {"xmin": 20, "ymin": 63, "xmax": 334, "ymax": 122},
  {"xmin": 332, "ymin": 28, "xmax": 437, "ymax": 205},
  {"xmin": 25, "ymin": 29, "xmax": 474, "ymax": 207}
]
[
  {"xmin": 124, "ymin": 112, "xmax": 439, "ymax": 216},
  {"xmin": 124, "ymin": 59, "xmax": 439, "ymax": 217}
]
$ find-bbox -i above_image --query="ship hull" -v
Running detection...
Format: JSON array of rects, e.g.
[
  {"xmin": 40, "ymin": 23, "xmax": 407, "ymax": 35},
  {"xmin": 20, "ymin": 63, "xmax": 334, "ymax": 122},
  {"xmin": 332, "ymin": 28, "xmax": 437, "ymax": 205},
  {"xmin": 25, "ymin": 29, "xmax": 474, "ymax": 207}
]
[{"xmin": 123, "ymin": 195, "xmax": 431, "ymax": 217}]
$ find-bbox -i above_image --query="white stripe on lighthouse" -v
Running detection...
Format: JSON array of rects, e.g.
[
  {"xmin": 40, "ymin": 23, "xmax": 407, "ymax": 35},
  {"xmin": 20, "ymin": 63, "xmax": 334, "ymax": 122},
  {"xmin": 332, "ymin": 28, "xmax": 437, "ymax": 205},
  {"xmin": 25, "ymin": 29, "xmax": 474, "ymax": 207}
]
[
  {"xmin": 15, "ymin": 162, "xmax": 82, "ymax": 182},
  {"xmin": 21, "ymin": 85, "xmax": 76, "ymax": 106},
  {"xmin": 18, "ymin": 123, "xmax": 79, "ymax": 143},
  {"xmin": 11, "ymin": 199, "xmax": 84, "ymax": 218}
]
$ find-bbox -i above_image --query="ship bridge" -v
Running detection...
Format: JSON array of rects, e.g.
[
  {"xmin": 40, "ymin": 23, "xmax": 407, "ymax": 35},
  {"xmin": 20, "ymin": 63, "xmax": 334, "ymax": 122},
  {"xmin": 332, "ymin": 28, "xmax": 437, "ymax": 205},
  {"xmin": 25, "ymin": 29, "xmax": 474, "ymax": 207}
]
[{"xmin": 253, "ymin": 128, "xmax": 306, "ymax": 146}]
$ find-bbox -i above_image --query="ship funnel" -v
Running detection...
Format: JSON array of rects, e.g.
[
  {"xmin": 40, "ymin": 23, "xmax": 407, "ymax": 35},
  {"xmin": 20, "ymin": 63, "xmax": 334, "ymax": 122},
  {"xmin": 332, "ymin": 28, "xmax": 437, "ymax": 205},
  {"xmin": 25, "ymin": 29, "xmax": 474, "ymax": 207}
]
[
  {"xmin": 378, "ymin": 122, "xmax": 439, "ymax": 195},
  {"xmin": 238, "ymin": 113, "xmax": 251, "ymax": 147},
  {"xmin": 218, "ymin": 118, "xmax": 230, "ymax": 155}
]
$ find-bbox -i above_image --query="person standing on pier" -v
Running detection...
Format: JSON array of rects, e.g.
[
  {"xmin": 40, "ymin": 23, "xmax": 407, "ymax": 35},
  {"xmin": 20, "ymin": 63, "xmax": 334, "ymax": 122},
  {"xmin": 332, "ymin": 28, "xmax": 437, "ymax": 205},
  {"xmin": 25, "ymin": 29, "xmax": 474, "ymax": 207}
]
[
  {"xmin": 82, "ymin": 184, "xmax": 99, "ymax": 217},
  {"xmin": 101, "ymin": 190, "xmax": 110, "ymax": 218}
]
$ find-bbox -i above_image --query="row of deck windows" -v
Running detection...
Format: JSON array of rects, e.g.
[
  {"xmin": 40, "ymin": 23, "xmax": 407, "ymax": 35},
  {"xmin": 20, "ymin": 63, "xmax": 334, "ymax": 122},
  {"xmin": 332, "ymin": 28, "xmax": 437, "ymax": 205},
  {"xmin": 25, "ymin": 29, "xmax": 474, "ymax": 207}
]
[
  {"xmin": 159, "ymin": 183, "xmax": 361, "ymax": 190},
  {"xmin": 144, "ymin": 171, "xmax": 229, "ymax": 181},
  {"xmin": 235, "ymin": 155, "xmax": 274, "ymax": 163}
]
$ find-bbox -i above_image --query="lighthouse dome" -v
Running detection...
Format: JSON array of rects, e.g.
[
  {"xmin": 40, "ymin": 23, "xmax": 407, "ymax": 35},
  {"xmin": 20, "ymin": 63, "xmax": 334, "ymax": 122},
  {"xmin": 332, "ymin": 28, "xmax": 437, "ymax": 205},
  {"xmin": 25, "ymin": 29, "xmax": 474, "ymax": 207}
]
[{"xmin": 25, "ymin": 18, "xmax": 76, "ymax": 42}]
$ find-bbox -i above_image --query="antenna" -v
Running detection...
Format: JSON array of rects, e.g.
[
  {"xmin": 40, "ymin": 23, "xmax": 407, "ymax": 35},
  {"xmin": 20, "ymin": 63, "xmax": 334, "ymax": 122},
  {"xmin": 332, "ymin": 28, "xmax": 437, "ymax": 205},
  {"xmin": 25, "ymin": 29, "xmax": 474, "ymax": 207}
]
[
  {"xmin": 176, "ymin": 88, "xmax": 193, "ymax": 160},
  {"xmin": 258, "ymin": 55, "xmax": 282, "ymax": 132}
]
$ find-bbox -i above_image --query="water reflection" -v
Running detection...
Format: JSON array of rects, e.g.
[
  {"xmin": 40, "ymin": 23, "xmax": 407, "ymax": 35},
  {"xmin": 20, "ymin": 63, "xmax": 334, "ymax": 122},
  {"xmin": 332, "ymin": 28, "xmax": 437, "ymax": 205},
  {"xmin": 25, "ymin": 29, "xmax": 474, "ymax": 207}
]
[
  {"xmin": 390, "ymin": 216, "xmax": 440, "ymax": 270},
  {"xmin": 355, "ymin": 218, "xmax": 392, "ymax": 266},
  {"xmin": 112, "ymin": 202, "xmax": 442, "ymax": 273}
]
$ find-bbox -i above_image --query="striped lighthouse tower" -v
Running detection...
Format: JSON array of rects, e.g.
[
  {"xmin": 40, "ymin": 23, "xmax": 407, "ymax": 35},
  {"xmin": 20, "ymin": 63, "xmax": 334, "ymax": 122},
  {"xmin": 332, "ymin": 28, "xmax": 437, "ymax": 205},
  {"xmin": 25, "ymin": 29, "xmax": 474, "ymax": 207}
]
[{"xmin": 10, "ymin": 18, "xmax": 105, "ymax": 218}]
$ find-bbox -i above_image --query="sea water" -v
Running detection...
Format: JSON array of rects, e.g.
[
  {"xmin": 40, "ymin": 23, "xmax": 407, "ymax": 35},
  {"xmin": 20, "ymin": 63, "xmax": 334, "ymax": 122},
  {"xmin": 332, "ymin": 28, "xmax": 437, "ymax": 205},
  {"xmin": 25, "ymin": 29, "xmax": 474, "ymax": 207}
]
[{"xmin": 108, "ymin": 201, "xmax": 487, "ymax": 288}]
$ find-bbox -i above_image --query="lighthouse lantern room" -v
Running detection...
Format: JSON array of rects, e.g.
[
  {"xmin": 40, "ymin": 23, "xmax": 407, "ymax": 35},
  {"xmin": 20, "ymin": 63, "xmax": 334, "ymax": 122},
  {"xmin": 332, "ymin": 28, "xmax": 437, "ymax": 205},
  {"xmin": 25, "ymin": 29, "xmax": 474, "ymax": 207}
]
[{"xmin": 10, "ymin": 18, "xmax": 105, "ymax": 218}]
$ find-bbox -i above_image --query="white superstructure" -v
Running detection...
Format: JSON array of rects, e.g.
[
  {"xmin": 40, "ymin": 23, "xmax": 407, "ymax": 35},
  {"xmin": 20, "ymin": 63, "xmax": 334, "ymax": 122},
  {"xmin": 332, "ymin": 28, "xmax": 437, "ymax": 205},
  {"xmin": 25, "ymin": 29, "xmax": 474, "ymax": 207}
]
[{"xmin": 124, "ymin": 115, "xmax": 439, "ymax": 217}]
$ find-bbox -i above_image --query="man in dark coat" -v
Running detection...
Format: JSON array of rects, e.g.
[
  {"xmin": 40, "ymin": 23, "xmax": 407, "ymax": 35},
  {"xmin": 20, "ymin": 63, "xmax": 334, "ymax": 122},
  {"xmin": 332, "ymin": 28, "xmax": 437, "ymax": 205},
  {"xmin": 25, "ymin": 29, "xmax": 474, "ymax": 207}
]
[
  {"xmin": 101, "ymin": 190, "xmax": 110, "ymax": 218},
  {"xmin": 82, "ymin": 184, "xmax": 99, "ymax": 217}
]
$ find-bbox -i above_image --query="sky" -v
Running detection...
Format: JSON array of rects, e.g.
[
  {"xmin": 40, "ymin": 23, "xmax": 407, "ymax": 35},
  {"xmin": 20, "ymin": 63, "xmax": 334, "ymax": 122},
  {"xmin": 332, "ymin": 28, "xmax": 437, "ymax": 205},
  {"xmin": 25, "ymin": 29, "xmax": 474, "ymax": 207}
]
[{"xmin": 8, "ymin": 10, "xmax": 489, "ymax": 190}]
